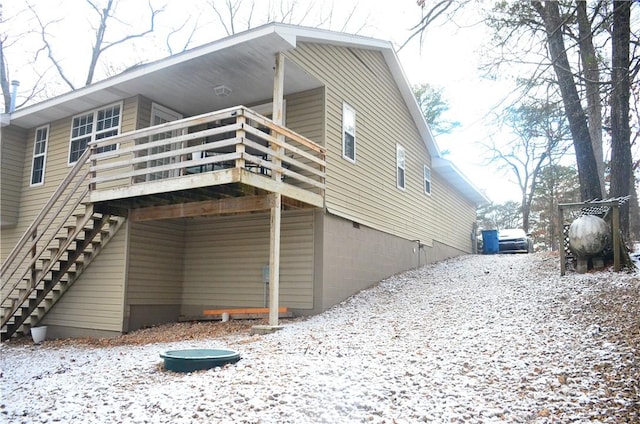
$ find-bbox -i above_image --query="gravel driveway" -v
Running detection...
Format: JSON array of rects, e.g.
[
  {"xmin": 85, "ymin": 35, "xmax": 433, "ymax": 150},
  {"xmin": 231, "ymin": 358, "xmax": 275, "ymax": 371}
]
[{"xmin": 2, "ymin": 253, "xmax": 638, "ymax": 423}]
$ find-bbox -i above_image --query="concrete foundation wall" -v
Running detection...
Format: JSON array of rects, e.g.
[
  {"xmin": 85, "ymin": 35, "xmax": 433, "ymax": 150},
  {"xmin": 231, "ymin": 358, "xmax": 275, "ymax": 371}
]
[
  {"xmin": 42, "ymin": 325, "xmax": 122, "ymax": 340},
  {"xmin": 426, "ymin": 240, "xmax": 468, "ymax": 264},
  {"xmin": 127, "ymin": 304, "xmax": 182, "ymax": 331},
  {"xmin": 318, "ymin": 212, "xmax": 425, "ymax": 312},
  {"xmin": 309, "ymin": 212, "xmax": 468, "ymax": 315}
]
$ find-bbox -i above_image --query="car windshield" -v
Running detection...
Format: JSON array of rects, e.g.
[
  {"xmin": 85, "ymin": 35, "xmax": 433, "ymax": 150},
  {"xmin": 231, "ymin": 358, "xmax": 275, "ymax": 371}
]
[{"xmin": 499, "ymin": 229, "xmax": 526, "ymax": 239}]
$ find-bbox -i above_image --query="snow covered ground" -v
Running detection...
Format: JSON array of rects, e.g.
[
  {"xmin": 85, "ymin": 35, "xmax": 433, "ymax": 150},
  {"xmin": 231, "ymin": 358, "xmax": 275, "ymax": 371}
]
[{"xmin": 2, "ymin": 253, "xmax": 639, "ymax": 423}]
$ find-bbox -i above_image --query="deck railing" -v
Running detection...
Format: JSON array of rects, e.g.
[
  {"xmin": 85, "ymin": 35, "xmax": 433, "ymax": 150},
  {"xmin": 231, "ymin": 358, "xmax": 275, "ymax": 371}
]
[{"xmin": 88, "ymin": 106, "xmax": 326, "ymax": 204}]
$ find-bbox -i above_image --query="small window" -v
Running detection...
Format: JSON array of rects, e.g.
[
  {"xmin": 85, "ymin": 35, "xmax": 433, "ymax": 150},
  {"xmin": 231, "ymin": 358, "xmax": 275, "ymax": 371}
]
[
  {"xmin": 424, "ymin": 165, "xmax": 432, "ymax": 195},
  {"xmin": 69, "ymin": 103, "xmax": 121, "ymax": 164},
  {"xmin": 70, "ymin": 112, "xmax": 93, "ymax": 163},
  {"xmin": 30, "ymin": 125, "xmax": 49, "ymax": 186},
  {"xmin": 342, "ymin": 102, "xmax": 356, "ymax": 162},
  {"xmin": 396, "ymin": 144, "xmax": 406, "ymax": 190}
]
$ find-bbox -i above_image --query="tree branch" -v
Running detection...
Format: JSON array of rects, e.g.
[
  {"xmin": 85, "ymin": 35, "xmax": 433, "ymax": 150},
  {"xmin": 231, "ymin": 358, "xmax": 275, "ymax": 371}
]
[
  {"xmin": 27, "ymin": 2, "xmax": 75, "ymax": 90},
  {"xmin": 398, "ymin": 0, "xmax": 460, "ymax": 52},
  {"xmin": 85, "ymin": 0, "xmax": 163, "ymax": 85}
]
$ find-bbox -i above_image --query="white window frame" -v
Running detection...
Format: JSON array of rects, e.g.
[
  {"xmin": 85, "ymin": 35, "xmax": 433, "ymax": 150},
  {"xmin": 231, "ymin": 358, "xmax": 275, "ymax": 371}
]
[
  {"xmin": 423, "ymin": 165, "xmax": 432, "ymax": 195},
  {"xmin": 396, "ymin": 144, "xmax": 406, "ymax": 190},
  {"xmin": 342, "ymin": 102, "xmax": 356, "ymax": 163},
  {"xmin": 30, "ymin": 125, "xmax": 49, "ymax": 186},
  {"xmin": 68, "ymin": 102, "xmax": 122, "ymax": 165}
]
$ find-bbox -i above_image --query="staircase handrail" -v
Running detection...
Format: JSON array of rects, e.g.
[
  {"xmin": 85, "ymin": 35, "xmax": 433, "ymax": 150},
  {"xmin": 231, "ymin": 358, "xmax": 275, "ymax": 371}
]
[
  {"xmin": 0, "ymin": 148, "xmax": 92, "ymax": 279},
  {"xmin": 0, "ymin": 185, "xmax": 90, "ymax": 295}
]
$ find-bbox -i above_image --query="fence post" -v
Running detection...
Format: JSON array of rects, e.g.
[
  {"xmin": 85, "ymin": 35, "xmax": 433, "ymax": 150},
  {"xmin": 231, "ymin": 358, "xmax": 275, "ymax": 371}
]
[
  {"xmin": 559, "ymin": 205, "xmax": 566, "ymax": 276},
  {"xmin": 612, "ymin": 203, "xmax": 620, "ymax": 272}
]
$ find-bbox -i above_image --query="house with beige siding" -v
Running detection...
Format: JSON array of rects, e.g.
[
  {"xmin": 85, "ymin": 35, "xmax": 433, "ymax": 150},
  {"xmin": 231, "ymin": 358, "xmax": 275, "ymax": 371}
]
[{"xmin": 1, "ymin": 24, "xmax": 488, "ymax": 340}]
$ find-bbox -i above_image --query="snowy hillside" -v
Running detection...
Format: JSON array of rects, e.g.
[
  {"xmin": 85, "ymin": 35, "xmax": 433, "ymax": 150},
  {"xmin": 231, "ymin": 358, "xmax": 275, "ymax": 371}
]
[{"xmin": 1, "ymin": 253, "xmax": 638, "ymax": 423}]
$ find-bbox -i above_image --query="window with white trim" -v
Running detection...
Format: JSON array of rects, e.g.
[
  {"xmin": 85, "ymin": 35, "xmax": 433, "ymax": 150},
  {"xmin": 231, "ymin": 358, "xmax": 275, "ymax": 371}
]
[
  {"xmin": 396, "ymin": 144, "xmax": 406, "ymax": 190},
  {"xmin": 30, "ymin": 125, "xmax": 49, "ymax": 186},
  {"xmin": 424, "ymin": 165, "xmax": 432, "ymax": 195},
  {"xmin": 342, "ymin": 102, "xmax": 356, "ymax": 162},
  {"xmin": 69, "ymin": 103, "xmax": 121, "ymax": 164}
]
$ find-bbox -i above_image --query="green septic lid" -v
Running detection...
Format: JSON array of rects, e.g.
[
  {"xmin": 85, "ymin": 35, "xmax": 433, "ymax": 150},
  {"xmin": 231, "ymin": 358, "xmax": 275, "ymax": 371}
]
[{"xmin": 160, "ymin": 348, "xmax": 241, "ymax": 372}]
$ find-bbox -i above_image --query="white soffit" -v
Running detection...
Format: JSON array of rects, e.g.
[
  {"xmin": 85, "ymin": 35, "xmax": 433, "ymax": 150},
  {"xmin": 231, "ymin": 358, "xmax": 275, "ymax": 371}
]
[{"xmin": 10, "ymin": 25, "xmax": 298, "ymax": 128}]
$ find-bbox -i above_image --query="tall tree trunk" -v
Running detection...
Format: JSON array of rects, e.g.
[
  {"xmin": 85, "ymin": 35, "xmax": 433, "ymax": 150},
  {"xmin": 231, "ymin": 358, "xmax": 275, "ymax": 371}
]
[
  {"xmin": 549, "ymin": 163, "xmax": 558, "ymax": 251},
  {"xmin": 86, "ymin": 0, "xmax": 112, "ymax": 86},
  {"xmin": 609, "ymin": 0, "xmax": 632, "ymax": 236},
  {"xmin": 532, "ymin": 1, "xmax": 602, "ymax": 201},
  {"xmin": 576, "ymin": 1, "xmax": 605, "ymax": 196}
]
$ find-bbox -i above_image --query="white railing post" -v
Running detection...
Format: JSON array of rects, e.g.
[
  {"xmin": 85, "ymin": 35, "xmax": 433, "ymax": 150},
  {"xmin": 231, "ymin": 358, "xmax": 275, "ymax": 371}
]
[{"xmin": 236, "ymin": 112, "xmax": 246, "ymax": 169}]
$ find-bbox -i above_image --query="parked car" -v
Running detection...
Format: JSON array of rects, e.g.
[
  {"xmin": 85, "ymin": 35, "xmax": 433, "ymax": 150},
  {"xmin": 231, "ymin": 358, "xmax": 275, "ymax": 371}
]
[{"xmin": 498, "ymin": 229, "xmax": 533, "ymax": 253}]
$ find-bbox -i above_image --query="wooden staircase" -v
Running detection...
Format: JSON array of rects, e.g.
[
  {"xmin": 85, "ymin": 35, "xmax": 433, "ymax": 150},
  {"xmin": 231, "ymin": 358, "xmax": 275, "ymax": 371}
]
[{"xmin": 1, "ymin": 149, "xmax": 125, "ymax": 341}]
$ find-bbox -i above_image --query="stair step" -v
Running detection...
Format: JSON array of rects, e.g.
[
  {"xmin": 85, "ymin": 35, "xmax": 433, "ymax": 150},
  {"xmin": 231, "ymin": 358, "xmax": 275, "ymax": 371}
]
[
  {"xmin": 73, "ymin": 211, "xmax": 101, "ymax": 220},
  {"xmin": 2, "ymin": 207, "xmax": 124, "ymax": 341}
]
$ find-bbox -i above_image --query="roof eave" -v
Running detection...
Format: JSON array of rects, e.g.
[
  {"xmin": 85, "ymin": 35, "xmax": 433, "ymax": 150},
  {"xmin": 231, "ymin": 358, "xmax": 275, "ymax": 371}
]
[{"xmin": 9, "ymin": 24, "xmax": 299, "ymax": 126}]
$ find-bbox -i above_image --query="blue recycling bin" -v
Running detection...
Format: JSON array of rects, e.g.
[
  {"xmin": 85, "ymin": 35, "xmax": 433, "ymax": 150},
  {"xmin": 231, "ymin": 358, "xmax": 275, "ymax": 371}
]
[{"xmin": 482, "ymin": 229, "xmax": 499, "ymax": 254}]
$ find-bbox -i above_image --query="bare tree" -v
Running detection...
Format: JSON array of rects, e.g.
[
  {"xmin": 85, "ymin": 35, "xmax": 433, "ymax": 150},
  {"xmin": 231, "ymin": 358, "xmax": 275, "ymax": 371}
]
[
  {"xmin": 476, "ymin": 201, "xmax": 523, "ymax": 231},
  {"xmin": 209, "ymin": 0, "xmax": 243, "ymax": 36},
  {"xmin": 25, "ymin": 0, "xmax": 163, "ymax": 91},
  {"xmin": 483, "ymin": 98, "xmax": 571, "ymax": 233},
  {"xmin": 531, "ymin": 1, "xmax": 603, "ymax": 201},
  {"xmin": 165, "ymin": 16, "xmax": 201, "ymax": 56},
  {"xmin": 398, "ymin": 0, "xmax": 466, "ymax": 52},
  {"xmin": 0, "ymin": 0, "xmax": 167, "ymax": 110},
  {"xmin": 28, "ymin": 4, "xmax": 76, "ymax": 90},
  {"xmin": 207, "ymin": 0, "xmax": 368, "ymax": 37},
  {"xmin": 0, "ymin": 3, "xmax": 11, "ymax": 111},
  {"xmin": 413, "ymin": 83, "xmax": 460, "ymax": 136},
  {"xmin": 576, "ymin": 0, "xmax": 605, "ymax": 196},
  {"xmin": 0, "ymin": 2, "xmax": 46, "ymax": 112},
  {"xmin": 609, "ymin": 0, "xmax": 634, "ymax": 237},
  {"xmin": 482, "ymin": 0, "xmax": 639, "ymax": 231},
  {"xmin": 531, "ymin": 164, "xmax": 581, "ymax": 250},
  {"xmin": 83, "ymin": 0, "xmax": 162, "ymax": 86}
]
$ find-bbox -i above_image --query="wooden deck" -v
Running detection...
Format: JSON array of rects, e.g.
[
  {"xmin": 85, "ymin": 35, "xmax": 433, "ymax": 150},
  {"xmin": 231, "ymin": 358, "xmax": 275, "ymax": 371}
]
[{"xmin": 88, "ymin": 106, "xmax": 326, "ymax": 218}]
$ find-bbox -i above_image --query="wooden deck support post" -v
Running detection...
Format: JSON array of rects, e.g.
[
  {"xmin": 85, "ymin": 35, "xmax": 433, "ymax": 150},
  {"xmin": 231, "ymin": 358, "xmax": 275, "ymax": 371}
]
[
  {"xmin": 272, "ymin": 52, "xmax": 285, "ymax": 182},
  {"xmin": 268, "ymin": 52, "xmax": 285, "ymax": 327},
  {"xmin": 268, "ymin": 193, "xmax": 282, "ymax": 326}
]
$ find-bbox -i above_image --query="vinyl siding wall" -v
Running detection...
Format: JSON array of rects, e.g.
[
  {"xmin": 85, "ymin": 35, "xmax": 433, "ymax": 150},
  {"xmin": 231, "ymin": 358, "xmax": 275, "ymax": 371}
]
[
  {"xmin": 181, "ymin": 210, "xmax": 314, "ymax": 315},
  {"xmin": 429, "ymin": 175, "xmax": 478, "ymax": 252},
  {"xmin": 125, "ymin": 220, "xmax": 184, "ymax": 330},
  {"xmin": 286, "ymin": 43, "xmax": 476, "ymax": 253},
  {"xmin": 2, "ymin": 97, "xmax": 139, "ymax": 334},
  {"xmin": 126, "ymin": 220, "xmax": 185, "ymax": 304},
  {"xmin": 41, "ymin": 228, "xmax": 126, "ymax": 334},
  {"xmin": 284, "ymin": 87, "xmax": 324, "ymax": 145},
  {"xmin": 0, "ymin": 124, "xmax": 27, "ymax": 229},
  {"xmin": 3, "ymin": 97, "xmax": 138, "ymax": 245}
]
